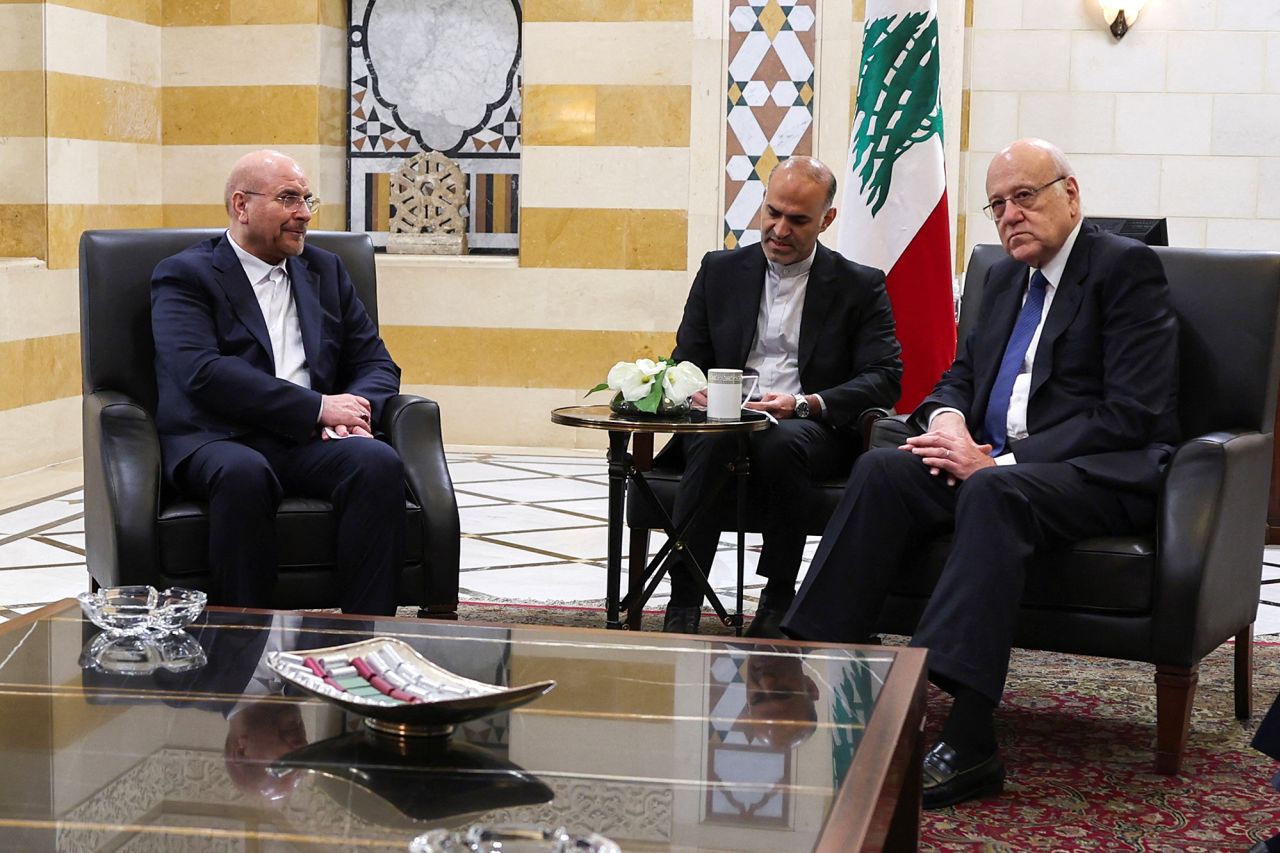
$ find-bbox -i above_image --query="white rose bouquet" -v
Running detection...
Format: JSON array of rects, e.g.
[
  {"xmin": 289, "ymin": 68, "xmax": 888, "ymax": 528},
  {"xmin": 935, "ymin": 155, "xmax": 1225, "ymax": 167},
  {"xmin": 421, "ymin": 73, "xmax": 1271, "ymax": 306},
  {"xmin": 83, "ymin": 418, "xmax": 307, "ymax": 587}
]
[{"xmin": 589, "ymin": 356, "xmax": 707, "ymax": 415}]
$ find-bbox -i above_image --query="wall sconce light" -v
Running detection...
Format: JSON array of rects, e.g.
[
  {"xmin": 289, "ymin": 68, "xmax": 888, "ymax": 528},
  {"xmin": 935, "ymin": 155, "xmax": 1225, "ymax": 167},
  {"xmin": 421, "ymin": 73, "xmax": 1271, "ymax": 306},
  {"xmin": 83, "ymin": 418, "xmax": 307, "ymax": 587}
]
[{"xmin": 1099, "ymin": 1, "xmax": 1148, "ymax": 40}]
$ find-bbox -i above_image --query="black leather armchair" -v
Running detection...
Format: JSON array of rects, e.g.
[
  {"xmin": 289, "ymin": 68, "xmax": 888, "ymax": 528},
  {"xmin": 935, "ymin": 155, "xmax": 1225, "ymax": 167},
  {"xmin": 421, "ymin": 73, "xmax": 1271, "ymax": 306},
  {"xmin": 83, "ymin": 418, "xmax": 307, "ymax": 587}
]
[
  {"xmin": 626, "ymin": 243, "xmax": 1280, "ymax": 774},
  {"xmin": 869, "ymin": 244, "xmax": 1280, "ymax": 774},
  {"xmin": 79, "ymin": 228, "xmax": 460, "ymax": 616}
]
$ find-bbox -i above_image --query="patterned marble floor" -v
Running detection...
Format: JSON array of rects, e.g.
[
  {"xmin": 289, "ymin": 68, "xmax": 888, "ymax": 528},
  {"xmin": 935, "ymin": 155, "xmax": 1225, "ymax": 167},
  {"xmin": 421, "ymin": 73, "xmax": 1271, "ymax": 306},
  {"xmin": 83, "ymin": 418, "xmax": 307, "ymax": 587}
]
[{"xmin": 2, "ymin": 447, "xmax": 1280, "ymax": 637}]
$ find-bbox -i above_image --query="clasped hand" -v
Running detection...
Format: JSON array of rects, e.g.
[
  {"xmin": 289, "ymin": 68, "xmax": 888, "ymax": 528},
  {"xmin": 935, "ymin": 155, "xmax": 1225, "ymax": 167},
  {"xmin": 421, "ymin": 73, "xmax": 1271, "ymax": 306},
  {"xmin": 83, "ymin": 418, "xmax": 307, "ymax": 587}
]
[
  {"xmin": 899, "ymin": 411, "xmax": 994, "ymax": 486},
  {"xmin": 320, "ymin": 393, "xmax": 374, "ymax": 439},
  {"xmin": 745, "ymin": 392, "xmax": 800, "ymax": 418}
]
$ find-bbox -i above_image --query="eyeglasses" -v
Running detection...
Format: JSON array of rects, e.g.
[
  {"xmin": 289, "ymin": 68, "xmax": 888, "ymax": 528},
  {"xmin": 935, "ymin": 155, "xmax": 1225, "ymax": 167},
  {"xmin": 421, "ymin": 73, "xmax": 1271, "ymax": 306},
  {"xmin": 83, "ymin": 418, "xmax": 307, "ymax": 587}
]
[
  {"xmin": 982, "ymin": 176, "xmax": 1067, "ymax": 221},
  {"xmin": 239, "ymin": 190, "xmax": 321, "ymax": 213}
]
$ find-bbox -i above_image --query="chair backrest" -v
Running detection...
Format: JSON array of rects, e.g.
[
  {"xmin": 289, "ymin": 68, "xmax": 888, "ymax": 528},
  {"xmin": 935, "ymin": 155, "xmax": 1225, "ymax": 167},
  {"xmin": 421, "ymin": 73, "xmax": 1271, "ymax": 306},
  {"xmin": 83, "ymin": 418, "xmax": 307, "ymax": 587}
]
[
  {"xmin": 79, "ymin": 228, "xmax": 379, "ymax": 414},
  {"xmin": 960, "ymin": 242, "xmax": 1280, "ymax": 438}
]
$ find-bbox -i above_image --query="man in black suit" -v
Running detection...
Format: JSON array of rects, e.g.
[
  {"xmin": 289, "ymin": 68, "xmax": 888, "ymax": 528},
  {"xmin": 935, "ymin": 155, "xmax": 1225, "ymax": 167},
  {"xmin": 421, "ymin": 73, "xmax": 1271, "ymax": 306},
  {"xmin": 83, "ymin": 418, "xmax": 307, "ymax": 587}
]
[
  {"xmin": 777, "ymin": 138, "xmax": 1180, "ymax": 808},
  {"xmin": 662, "ymin": 156, "xmax": 902, "ymax": 635},
  {"xmin": 151, "ymin": 149, "xmax": 405, "ymax": 614}
]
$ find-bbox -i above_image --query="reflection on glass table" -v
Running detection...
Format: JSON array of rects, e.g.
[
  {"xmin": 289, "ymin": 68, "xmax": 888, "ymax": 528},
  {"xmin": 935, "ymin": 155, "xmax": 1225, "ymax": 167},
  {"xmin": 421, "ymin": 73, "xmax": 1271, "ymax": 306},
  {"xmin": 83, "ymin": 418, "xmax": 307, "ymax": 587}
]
[
  {"xmin": 78, "ymin": 629, "xmax": 207, "ymax": 676},
  {"xmin": 0, "ymin": 602, "xmax": 924, "ymax": 852},
  {"xmin": 277, "ymin": 730, "xmax": 554, "ymax": 822}
]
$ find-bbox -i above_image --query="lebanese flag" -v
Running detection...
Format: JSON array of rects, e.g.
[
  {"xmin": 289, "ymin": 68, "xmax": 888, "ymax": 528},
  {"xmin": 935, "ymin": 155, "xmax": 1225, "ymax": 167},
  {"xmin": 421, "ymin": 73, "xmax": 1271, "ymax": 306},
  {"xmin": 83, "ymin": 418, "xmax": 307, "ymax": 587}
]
[{"xmin": 837, "ymin": 0, "xmax": 955, "ymax": 411}]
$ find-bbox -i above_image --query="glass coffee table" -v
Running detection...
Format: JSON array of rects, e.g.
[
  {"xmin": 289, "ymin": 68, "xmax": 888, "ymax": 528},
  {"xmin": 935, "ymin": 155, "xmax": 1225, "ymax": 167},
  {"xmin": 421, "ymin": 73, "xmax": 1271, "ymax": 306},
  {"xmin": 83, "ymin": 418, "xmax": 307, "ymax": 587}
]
[{"xmin": 0, "ymin": 601, "xmax": 925, "ymax": 851}]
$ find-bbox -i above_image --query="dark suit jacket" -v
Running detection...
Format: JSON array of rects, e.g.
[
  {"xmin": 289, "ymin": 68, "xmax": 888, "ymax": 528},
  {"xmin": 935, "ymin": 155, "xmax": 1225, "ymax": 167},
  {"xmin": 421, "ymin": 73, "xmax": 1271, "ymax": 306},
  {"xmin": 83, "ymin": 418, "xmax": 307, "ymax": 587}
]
[
  {"xmin": 915, "ymin": 224, "xmax": 1179, "ymax": 493},
  {"xmin": 151, "ymin": 234, "xmax": 401, "ymax": 479},
  {"xmin": 673, "ymin": 242, "xmax": 902, "ymax": 430}
]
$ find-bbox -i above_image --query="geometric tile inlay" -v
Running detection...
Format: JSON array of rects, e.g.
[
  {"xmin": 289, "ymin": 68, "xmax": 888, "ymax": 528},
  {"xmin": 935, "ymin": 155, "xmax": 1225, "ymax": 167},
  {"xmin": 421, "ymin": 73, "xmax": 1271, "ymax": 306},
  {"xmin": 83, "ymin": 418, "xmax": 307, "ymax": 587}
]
[
  {"xmin": 723, "ymin": 0, "xmax": 818, "ymax": 250},
  {"xmin": 349, "ymin": 0, "xmax": 522, "ymax": 254}
]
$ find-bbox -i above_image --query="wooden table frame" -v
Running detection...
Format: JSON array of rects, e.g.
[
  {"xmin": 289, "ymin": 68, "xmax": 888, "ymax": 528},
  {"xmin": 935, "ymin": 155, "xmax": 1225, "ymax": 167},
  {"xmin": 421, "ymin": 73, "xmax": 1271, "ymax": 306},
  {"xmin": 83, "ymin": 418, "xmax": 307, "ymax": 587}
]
[{"xmin": 818, "ymin": 642, "xmax": 927, "ymax": 851}]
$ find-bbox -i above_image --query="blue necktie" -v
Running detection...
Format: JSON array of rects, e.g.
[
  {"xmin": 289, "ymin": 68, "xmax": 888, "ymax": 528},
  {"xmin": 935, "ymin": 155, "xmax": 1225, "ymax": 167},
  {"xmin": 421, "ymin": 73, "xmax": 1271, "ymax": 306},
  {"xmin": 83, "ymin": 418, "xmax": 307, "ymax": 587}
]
[{"xmin": 983, "ymin": 271, "xmax": 1048, "ymax": 455}]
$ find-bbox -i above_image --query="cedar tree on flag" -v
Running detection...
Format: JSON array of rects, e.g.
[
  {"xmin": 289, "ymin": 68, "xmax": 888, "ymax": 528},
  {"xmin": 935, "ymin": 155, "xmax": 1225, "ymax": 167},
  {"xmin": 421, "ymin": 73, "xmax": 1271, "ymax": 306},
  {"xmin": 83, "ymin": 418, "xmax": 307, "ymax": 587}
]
[{"xmin": 837, "ymin": 0, "xmax": 956, "ymax": 411}]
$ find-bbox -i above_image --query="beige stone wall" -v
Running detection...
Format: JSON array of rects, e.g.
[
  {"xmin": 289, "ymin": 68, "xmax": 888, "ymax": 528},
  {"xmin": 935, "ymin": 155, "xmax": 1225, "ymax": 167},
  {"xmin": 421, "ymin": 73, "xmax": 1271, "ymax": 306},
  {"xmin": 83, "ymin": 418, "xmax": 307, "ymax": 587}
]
[
  {"xmin": 0, "ymin": 0, "xmax": 344, "ymax": 477},
  {"xmin": 386, "ymin": 0, "xmax": 701, "ymax": 451},
  {"xmin": 959, "ymin": 0, "xmax": 1280, "ymax": 265},
  {"xmin": 8, "ymin": 0, "xmax": 1280, "ymax": 476}
]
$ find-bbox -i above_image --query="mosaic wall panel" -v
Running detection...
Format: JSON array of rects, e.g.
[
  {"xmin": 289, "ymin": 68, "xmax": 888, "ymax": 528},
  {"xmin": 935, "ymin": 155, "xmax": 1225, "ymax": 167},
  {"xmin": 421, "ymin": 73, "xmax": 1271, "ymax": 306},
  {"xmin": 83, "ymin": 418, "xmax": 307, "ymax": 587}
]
[
  {"xmin": 723, "ymin": 0, "xmax": 817, "ymax": 249},
  {"xmin": 349, "ymin": 0, "xmax": 522, "ymax": 253}
]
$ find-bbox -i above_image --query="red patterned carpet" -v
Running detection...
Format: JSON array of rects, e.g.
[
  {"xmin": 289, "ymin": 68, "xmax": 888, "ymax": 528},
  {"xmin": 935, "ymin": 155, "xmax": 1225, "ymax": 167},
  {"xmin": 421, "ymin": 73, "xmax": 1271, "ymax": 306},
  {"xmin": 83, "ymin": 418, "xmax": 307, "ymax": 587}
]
[
  {"xmin": 920, "ymin": 642, "xmax": 1279, "ymax": 851},
  {"xmin": 446, "ymin": 603, "xmax": 1280, "ymax": 851}
]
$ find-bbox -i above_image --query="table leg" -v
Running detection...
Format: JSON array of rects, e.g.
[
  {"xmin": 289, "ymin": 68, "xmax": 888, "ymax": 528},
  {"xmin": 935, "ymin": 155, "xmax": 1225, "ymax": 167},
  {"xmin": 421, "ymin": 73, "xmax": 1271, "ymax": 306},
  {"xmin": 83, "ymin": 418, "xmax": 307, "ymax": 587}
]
[
  {"xmin": 884, "ymin": 717, "xmax": 925, "ymax": 851},
  {"xmin": 623, "ymin": 459, "xmax": 737, "ymax": 628},
  {"xmin": 626, "ymin": 527, "xmax": 649, "ymax": 630},
  {"xmin": 625, "ymin": 434, "xmax": 655, "ymax": 630},
  {"xmin": 605, "ymin": 430, "xmax": 631, "ymax": 630},
  {"xmin": 733, "ymin": 434, "xmax": 748, "ymax": 636}
]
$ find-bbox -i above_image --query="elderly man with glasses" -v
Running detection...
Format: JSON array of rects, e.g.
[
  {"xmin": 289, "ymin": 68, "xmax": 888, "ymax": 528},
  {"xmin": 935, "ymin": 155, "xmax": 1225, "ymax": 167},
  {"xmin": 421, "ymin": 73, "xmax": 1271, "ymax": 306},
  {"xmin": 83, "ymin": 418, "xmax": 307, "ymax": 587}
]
[
  {"xmin": 765, "ymin": 138, "xmax": 1180, "ymax": 809},
  {"xmin": 150, "ymin": 149, "xmax": 406, "ymax": 615}
]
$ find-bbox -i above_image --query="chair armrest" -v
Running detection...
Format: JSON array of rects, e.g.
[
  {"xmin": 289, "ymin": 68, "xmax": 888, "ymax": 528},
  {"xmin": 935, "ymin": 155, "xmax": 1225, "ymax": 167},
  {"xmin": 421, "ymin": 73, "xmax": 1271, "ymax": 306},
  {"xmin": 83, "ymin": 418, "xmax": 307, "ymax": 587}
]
[
  {"xmin": 82, "ymin": 391, "xmax": 162, "ymax": 588},
  {"xmin": 856, "ymin": 407, "xmax": 894, "ymax": 453},
  {"xmin": 383, "ymin": 394, "xmax": 460, "ymax": 609},
  {"xmin": 867, "ymin": 412, "xmax": 915, "ymax": 450},
  {"xmin": 1152, "ymin": 429, "xmax": 1273, "ymax": 662}
]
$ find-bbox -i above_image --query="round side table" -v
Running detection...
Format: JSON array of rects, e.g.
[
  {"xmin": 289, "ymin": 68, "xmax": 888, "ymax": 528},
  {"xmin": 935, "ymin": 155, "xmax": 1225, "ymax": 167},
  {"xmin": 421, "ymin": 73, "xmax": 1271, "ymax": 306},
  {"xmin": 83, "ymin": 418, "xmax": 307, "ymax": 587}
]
[{"xmin": 551, "ymin": 405, "xmax": 772, "ymax": 631}]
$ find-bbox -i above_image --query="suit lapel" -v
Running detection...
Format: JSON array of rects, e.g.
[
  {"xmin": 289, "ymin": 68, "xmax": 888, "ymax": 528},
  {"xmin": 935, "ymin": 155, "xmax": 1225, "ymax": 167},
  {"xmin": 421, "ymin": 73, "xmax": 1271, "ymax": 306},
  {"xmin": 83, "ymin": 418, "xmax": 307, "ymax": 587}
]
[
  {"xmin": 287, "ymin": 253, "xmax": 323, "ymax": 380},
  {"xmin": 1028, "ymin": 230, "xmax": 1090, "ymax": 398},
  {"xmin": 797, "ymin": 243, "xmax": 833, "ymax": 375},
  {"xmin": 733, "ymin": 245, "xmax": 767, "ymax": 366},
  {"xmin": 211, "ymin": 236, "xmax": 274, "ymax": 364}
]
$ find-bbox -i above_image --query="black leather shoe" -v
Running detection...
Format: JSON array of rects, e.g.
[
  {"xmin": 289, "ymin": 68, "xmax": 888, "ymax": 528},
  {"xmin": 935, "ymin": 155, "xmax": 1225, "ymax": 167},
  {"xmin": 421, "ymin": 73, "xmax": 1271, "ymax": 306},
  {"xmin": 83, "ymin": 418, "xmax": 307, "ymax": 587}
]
[
  {"xmin": 663, "ymin": 605, "xmax": 702, "ymax": 634},
  {"xmin": 921, "ymin": 740, "xmax": 1005, "ymax": 809},
  {"xmin": 743, "ymin": 605, "xmax": 787, "ymax": 638}
]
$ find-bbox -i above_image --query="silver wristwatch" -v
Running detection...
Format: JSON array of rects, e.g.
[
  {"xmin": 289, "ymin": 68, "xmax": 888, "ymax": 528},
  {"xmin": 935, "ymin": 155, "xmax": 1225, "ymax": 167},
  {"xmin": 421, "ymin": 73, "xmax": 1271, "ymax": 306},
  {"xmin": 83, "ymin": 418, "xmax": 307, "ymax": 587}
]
[{"xmin": 793, "ymin": 393, "xmax": 811, "ymax": 419}]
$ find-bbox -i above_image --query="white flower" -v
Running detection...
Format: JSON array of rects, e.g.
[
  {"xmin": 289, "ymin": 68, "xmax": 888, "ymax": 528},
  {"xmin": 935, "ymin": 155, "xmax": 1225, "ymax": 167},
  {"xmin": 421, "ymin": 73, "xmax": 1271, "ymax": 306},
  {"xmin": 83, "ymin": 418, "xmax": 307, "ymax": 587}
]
[
  {"xmin": 663, "ymin": 361, "xmax": 706, "ymax": 403},
  {"xmin": 606, "ymin": 360, "xmax": 658, "ymax": 401},
  {"xmin": 634, "ymin": 358, "xmax": 664, "ymax": 378}
]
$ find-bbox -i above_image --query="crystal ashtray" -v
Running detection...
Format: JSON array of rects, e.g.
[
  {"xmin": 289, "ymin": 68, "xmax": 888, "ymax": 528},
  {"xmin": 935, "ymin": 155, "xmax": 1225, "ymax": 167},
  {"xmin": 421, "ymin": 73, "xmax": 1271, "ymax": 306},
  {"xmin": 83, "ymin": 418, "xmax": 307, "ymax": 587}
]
[
  {"xmin": 266, "ymin": 637, "xmax": 555, "ymax": 737},
  {"xmin": 77, "ymin": 585, "xmax": 208, "ymax": 637},
  {"xmin": 410, "ymin": 825, "xmax": 620, "ymax": 853}
]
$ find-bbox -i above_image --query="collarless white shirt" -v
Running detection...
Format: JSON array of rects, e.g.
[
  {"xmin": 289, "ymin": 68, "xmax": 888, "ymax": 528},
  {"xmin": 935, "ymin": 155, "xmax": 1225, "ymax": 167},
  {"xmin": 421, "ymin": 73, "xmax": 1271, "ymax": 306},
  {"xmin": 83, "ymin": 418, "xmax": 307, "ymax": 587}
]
[
  {"xmin": 227, "ymin": 232, "xmax": 311, "ymax": 390},
  {"xmin": 745, "ymin": 245, "xmax": 822, "ymax": 410}
]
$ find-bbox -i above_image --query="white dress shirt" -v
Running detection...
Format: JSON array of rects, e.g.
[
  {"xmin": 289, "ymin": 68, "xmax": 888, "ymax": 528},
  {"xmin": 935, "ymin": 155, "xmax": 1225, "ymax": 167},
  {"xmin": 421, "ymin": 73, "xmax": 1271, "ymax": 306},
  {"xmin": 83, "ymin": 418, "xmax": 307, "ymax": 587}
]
[
  {"xmin": 227, "ymin": 232, "xmax": 311, "ymax": 390},
  {"xmin": 744, "ymin": 244, "xmax": 827, "ymax": 415}
]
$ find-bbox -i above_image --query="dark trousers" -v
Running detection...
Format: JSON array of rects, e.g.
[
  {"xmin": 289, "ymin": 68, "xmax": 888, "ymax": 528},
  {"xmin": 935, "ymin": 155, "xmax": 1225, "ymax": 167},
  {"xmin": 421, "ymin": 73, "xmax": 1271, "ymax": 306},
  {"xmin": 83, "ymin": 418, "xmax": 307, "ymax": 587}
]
[
  {"xmin": 177, "ymin": 433, "xmax": 405, "ymax": 615},
  {"xmin": 781, "ymin": 447, "xmax": 1154, "ymax": 703},
  {"xmin": 667, "ymin": 419, "xmax": 855, "ymax": 605}
]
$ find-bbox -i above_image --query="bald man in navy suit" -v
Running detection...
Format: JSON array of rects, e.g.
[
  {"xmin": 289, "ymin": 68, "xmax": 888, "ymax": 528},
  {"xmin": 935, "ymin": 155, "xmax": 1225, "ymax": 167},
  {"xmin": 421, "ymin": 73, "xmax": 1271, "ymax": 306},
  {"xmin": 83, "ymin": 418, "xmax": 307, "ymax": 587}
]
[
  {"xmin": 151, "ymin": 150, "xmax": 405, "ymax": 615},
  {"xmin": 776, "ymin": 139, "xmax": 1180, "ymax": 808}
]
